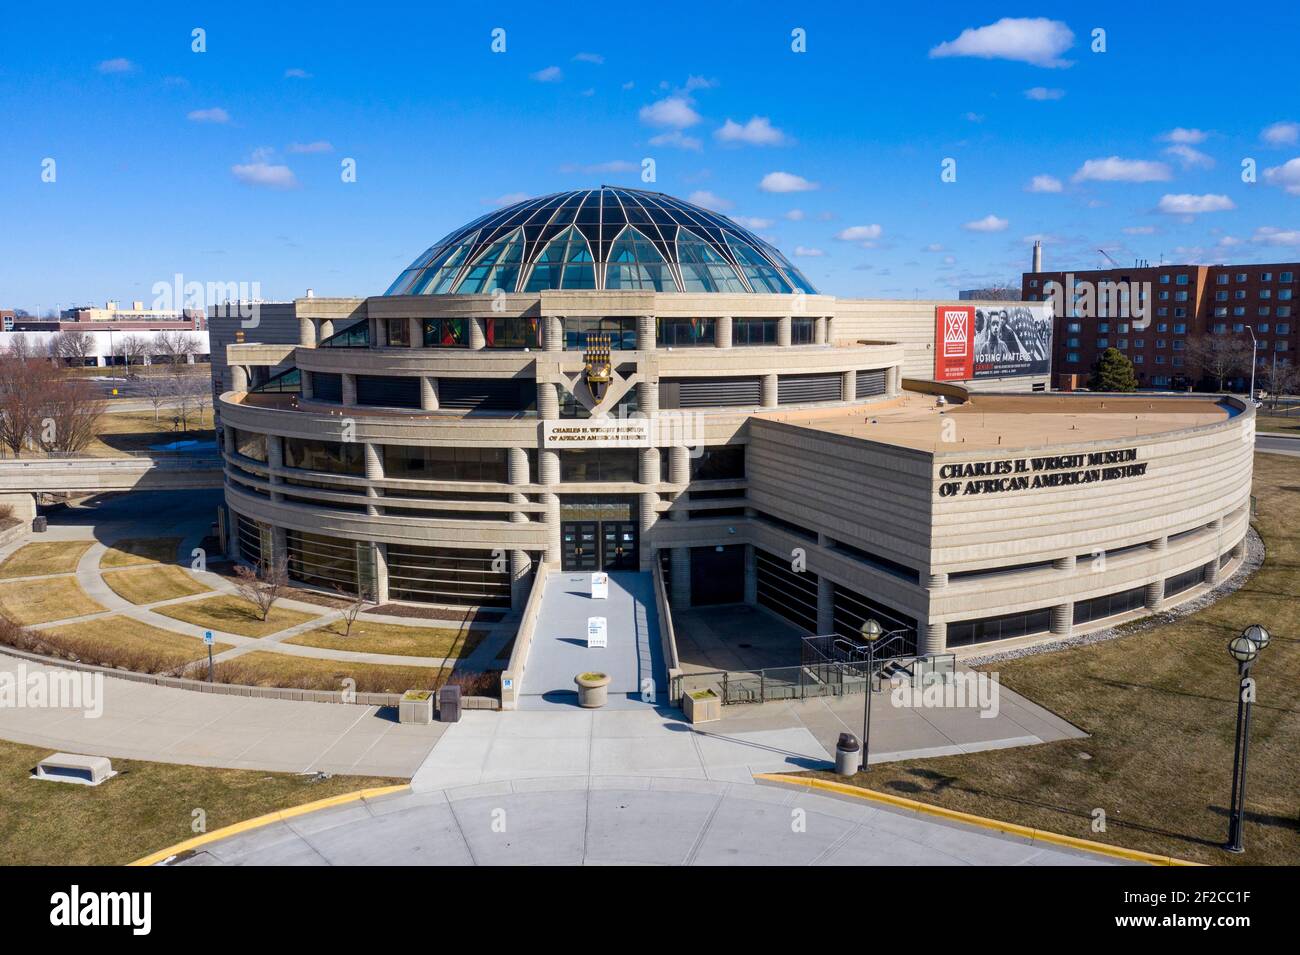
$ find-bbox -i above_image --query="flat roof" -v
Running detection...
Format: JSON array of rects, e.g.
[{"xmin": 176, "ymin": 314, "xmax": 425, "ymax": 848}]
[{"xmin": 758, "ymin": 392, "xmax": 1232, "ymax": 453}]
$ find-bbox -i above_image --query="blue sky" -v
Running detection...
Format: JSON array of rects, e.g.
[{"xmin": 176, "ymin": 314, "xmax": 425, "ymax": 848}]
[{"xmin": 2, "ymin": 1, "xmax": 1299, "ymax": 313}]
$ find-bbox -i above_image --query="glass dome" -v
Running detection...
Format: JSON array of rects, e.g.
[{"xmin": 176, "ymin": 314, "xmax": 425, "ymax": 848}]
[{"xmin": 385, "ymin": 187, "xmax": 818, "ymax": 296}]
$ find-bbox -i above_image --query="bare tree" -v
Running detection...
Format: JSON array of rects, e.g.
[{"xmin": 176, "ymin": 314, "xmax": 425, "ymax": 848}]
[
  {"xmin": 173, "ymin": 375, "xmax": 210, "ymax": 431},
  {"xmin": 232, "ymin": 556, "xmax": 289, "ymax": 621},
  {"xmin": 1260, "ymin": 360, "xmax": 1300, "ymax": 409},
  {"xmin": 52, "ymin": 329, "xmax": 96, "ymax": 367},
  {"xmin": 36, "ymin": 377, "xmax": 106, "ymax": 454},
  {"xmin": 334, "ymin": 584, "xmax": 366, "ymax": 637},
  {"xmin": 0, "ymin": 354, "xmax": 60, "ymax": 457},
  {"xmin": 156, "ymin": 330, "xmax": 199, "ymax": 369},
  {"xmin": 1183, "ymin": 335, "xmax": 1252, "ymax": 391},
  {"xmin": 118, "ymin": 334, "xmax": 149, "ymax": 371}
]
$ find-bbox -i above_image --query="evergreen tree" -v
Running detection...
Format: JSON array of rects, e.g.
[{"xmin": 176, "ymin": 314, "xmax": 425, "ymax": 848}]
[{"xmin": 1088, "ymin": 347, "xmax": 1138, "ymax": 392}]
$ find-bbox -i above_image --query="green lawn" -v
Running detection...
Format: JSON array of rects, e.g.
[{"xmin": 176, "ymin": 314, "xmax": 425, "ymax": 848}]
[
  {"xmin": 805, "ymin": 451, "xmax": 1300, "ymax": 866},
  {"xmin": 0, "ymin": 737, "xmax": 399, "ymax": 865}
]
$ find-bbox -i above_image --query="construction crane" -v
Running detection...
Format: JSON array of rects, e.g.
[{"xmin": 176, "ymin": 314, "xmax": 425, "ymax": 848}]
[{"xmin": 1098, "ymin": 248, "xmax": 1122, "ymax": 268}]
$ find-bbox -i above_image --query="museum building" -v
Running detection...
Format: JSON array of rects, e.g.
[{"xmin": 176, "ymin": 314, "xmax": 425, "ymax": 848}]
[{"xmin": 211, "ymin": 187, "xmax": 1254, "ymax": 657}]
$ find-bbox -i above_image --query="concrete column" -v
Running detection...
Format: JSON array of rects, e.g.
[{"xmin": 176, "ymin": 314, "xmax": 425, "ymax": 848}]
[
  {"xmin": 1144, "ymin": 579, "xmax": 1164, "ymax": 610},
  {"xmin": 373, "ymin": 542, "xmax": 390, "ymax": 604},
  {"xmin": 539, "ymin": 449, "xmax": 560, "ymax": 486},
  {"xmin": 715, "ymin": 316, "xmax": 733, "ymax": 349},
  {"xmin": 508, "ymin": 447, "xmax": 530, "ymax": 525},
  {"xmin": 1204, "ymin": 560, "xmax": 1220, "ymax": 586},
  {"xmin": 318, "ymin": 319, "xmax": 334, "ymax": 340},
  {"xmin": 420, "ymin": 376, "xmax": 439, "ymax": 411},
  {"xmin": 636, "ymin": 314, "xmax": 656, "ymax": 351},
  {"xmin": 841, "ymin": 369, "xmax": 856, "ymax": 402},
  {"xmin": 544, "ymin": 315, "xmax": 564, "ymax": 352},
  {"xmin": 363, "ymin": 442, "xmax": 383, "ymax": 517},
  {"xmin": 368, "ymin": 316, "xmax": 380, "ymax": 346},
  {"xmin": 341, "ymin": 373, "xmax": 357, "ymax": 406},
  {"xmin": 669, "ymin": 445, "xmax": 690, "ymax": 487},
  {"xmin": 777, "ymin": 315, "xmax": 792, "ymax": 348},
  {"xmin": 1209, "ymin": 517, "xmax": 1224, "ymax": 532},
  {"xmin": 543, "ymin": 493, "xmax": 561, "ymax": 564},
  {"xmin": 510, "ymin": 550, "xmax": 533, "ymax": 609},
  {"xmin": 926, "ymin": 571, "xmax": 948, "ymax": 590},
  {"xmin": 300, "ymin": 370, "xmax": 314, "ymax": 401},
  {"xmin": 230, "ymin": 364, "xmax": 249, "ymax": 392},
  {"xmin": 223, "ymin": 424, "xmax": 237, "ymax": 455},
  {"xmin": 537, "ymin": 381, "xmax": 559, "ymax": 420},
  {"xmin": 469, "ymin": 317, "xmax": 486, "ymax": 350},
  {"xmin": 1149, "ymin": 536, "xmax": 1168, "ymax": 553},
  {"xmin": 638, "ymin": 447, "xmax": 661, "ymax": 485},
  {"xmin": 1053, "ymin": 555, "xmax": 1077, "ymax": 572},
  {"xmin": 814, "ymin": 316, "xmax": 827, "ymax": 345},
  {"xmin": 225, "ymin": 510, "xmax": 241, "ymax": 562},
  {"xmin": 744, "ymin": 544, "xmax": 758, "ymax": 605},
  {"xmin": 638, "ymin": 380, "xmax": 659, "ymax": 414},
  {"xmin": 1050, "ymin": 603, "xmax": 1072, "ymax": 636},
  {"xmin": 761, "ymin": 373, "xmax": 778, "ymax": 408},
  {"xmin": 270, "ymin": 525, "xmax": 287, "ymax": 565},
  {"xmin": 266, "ymin": 435, "xmax": 284, "ymax": 501},
  {"xmin": 1231, "ymin": 539, "xmax": 1245, "ymax": 559},
  {"xmin": 921, "ymin": 622, "xmax": 946, "ymax": 655},
  {"xmin": 816, "ymin": 574, "xmax": 834, "ymax": 634},
  {"xmin": 299, "ymin": 317, "xmax": 317, "ymax": 347},
  {"xmin": 408, "ymin": 317, "xmax": 422, "ymax": 348},
  {"xmin": 888, "ymin": 365, "xmax": 902, "ymax": 396},
  {"xmin": 669, "ymin": 547, "xmax": 691, "ymax": 608}
]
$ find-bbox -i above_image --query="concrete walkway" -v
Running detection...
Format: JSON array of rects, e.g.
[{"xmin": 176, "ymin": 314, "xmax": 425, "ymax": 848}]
[
  {"xmin": 175, "ymin": 774, "xmax": 1120, "ymax": 866},
  {"xmin": 0, "ymin": 651, "xmax": 443, "ymax": 776},
  {"xmin": 520, "ymin": 570, "xmax": 665, "ymax": 708}
]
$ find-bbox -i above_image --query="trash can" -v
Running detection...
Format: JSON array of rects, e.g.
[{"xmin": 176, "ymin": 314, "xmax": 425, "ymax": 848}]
[
  {"xmin": 437, "ymin": 684, "xmax": 462, "ymax": 723},
  {"xmin": 31, "ymin": 516, "xmax": 47, "ymax": 533},
  {"xmin": 835, "ymin": 732, "xmax": 861, "ymax": 776}
]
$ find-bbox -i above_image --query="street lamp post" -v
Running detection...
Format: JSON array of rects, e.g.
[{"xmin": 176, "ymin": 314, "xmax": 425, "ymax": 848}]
[
  {"xmin": 1244, "ymin": 325, "xmax": 1258, "ymax": 403},
  {"xmin": 1225, "ymin": 624, "xmax": 1270, "ymax": 853},
  {"xmin": 859, "ymin": 618, "xmax": 883, "ymax": 772}
]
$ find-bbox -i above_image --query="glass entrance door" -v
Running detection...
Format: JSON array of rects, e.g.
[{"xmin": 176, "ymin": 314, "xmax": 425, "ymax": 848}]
[
  {"xmin": 562, "ymin": 522, "xmax": 599, "ymax": 572},
  {"xmin": 601, "ymin": 521, "xmax": 638, "ymax": 571}
]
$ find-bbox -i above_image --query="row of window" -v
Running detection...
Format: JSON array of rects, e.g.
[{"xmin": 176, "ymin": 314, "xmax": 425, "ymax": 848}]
[{"xmin": 379, "ymin": 315, "xmax": 821, "ymax": 350}]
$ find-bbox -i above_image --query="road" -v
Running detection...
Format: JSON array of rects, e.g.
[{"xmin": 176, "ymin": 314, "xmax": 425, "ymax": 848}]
[{"xmin": 1256, "ymin": 434, "xmax": 1300, "ymax": 457}]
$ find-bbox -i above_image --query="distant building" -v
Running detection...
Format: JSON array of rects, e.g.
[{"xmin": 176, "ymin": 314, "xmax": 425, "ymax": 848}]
[
  {"xmin": 959, "ymin": 287, "xmax": 1022, "ymax": 301},
  {"xmin": 61, "ymin": 300, "xmax": 205, "ymax": 327}
]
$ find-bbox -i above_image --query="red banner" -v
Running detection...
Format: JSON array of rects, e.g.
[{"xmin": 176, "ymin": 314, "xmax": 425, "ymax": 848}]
[{"xmin": 934, "ymin": 306, "xmax": 974, "ymax": 381}]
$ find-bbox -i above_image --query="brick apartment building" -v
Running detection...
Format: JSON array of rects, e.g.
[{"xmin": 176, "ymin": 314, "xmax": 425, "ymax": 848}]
[{"xmin": 1022, "ymin": 262, "xmax": 1298, "ymax": 391}]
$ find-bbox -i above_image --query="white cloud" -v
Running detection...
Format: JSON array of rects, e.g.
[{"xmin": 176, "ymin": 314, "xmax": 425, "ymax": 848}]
[
  {"xmin": 561, "ymin": 159, "xmax": 637, "ymax": 174},
  {"xmin": 621, "ymin": 80, "xmax": 634, "ymax": 90},
  {"xmin": 231, "ymin": 162, "xmax": 297, "ymax": 189},
  {"xmin": 923, "ymin": 243, "xmax": 945, "ymax": 252},
  {"xmin": 639, "ymin": 96, "xmax": 700, "ymax": 128},
  {"xmin": 682, "ymin": 76, "xmax": 717, "ymax": 91},
  {"xmin": 759, "ymin": 171, "xmax": 818, "ymax": 193},
  {"xmin": 1024, "ymin": 86, "xmax": 1065, "ymax": 101},
  {"xmin": 1263, "ymin": 157, "xmax": 1300, "ymax": 195},
  {"xmin": 929, "ymin": 18, "xmax": 1075, "ymax": 68},
  {"xmin": 964, "ymin": 112, "xmax": 985, "ymax": 123},
  {"xmin": 715, "ymin": 116, "xmax": 788, "ymax": 146},
  {"xmin": 943, "ymin": 255, "xmax": 957, "ymax": 265},
  {"xmin": 485, "ymin": 192, "xmax": 530, "ymax": 207},
  {"xmin": 573, "ymin": 52, "xmax": 604, "ymax": 64},
  {"xmin": 648, "ymin": 130, "xmax": 702, "ymax": 150},
  {"xmin": 835, "ymin": 225, "xmax": 883, "ymax": 242},
  {"xmin": 1261, "ymin": 121, "xmax": 1300, "ymax": 146},
  {"xmin": 97, "ymin": 57, "xmax": 135, "ymax": 74},
  {"xmin": 531, "ymin": 65, "xmax": 563, "ymax": 82},
  {"xmin": 1123, "ymin": 226, "xmax": 1157, "ymax": 235},
  {"xmin": 1253, "ymin": 226, "xmax": 1300, "ymax": 246},
  {"xmin": 187, "ymin": 107, "xmax": 231, "ymax": 124},
  {"xmin": 1159, "ymin": 127, "xmax": 1208, "ymax": 144},
  {"xmin": 1026, "ymin": 174, "xmax": 1063, "ymax": 193},
  {"xmin": 793, "ymin": 246, "xmax": 824, "ymax": 257},
  {"xmin": 963, "ymin": 214, "xmax": 1009, "ymax": 232},
  {"xmin": 688, "ymin": 190, "xmax": 732, "ymax": 211},
  {"xmin": 1156, "ymin": 193, "xmax": 1235, "ymax": 214},
  {"xmin": 784, "ymin": 209, "xmax": 806, "ymax": 221},
  {"xmin": 284, "ymin": 68, "xmax": 312, "ymax": 79},
  {"xmin": 732, "ymin": 215, "xmax": 774, "ymax": 229},
  {"xmin": 287, "ymin": 141, "xmax": 334, "ymax": 154},
  {"xmin": 1164, "ymin": 143, "xmax": 1214, "ymax": 170},
  {"xmin": 1072, "ymin": 157, "xmax": 1171, "ymax": 183}
]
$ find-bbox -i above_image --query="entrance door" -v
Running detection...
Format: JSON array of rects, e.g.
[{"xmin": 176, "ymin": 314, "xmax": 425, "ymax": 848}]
[
  {"xmin": 602, "ymin": 522, "xmax": 638, "ymax": 571},
  {"xmin": 562, "ymin": 522, "xmax": 599, "ymax": 572}
]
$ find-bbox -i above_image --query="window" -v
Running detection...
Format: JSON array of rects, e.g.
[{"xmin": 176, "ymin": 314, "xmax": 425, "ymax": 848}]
[
  {"xmin": 383, "ymin": 445, "xmax": 509, "ymax": 482},
  {"xmin": 1157, "ymin": 307, "xmax": 1168, "ymax": 317},
  {"xmin": 1118, "ymin": 339, "xmax": 1128, "ymax": 349},
  {"xmin": 1281, "ymin": 272, "xmax": 1293, "ymax": 283},
  {"xmin": 1074, "ymin": 585, "xmax": 1147, "ymax": 625},
  {"xmin": 1067, "ymin": 322, "xmax": 1082, "ymax": 333},
  {"xmin": 422, "ymin": 318, "xmax": 468, "ymax": 347},
  {"xmin": 791, "ymin": 317, "xmax": 816, "ymax": 344},
  {"xmin": 947, "ymin": 607, "xmax": 1052, "ymax": 647},
  {"xmin": 1261, "ymin": 289, "xmax": 1273, "ymax": 299},
  {"xmin": 658, "ymin": 317, "xmax": 715, "ymax": 347},
  {"xmin": 1176, "ymin": 274, "xmax": 1189, "ymax": 285},
  {"xmin": 1099, "ymin": 322, "xmax": 1110, "ymax": 333},
  {"xmin": 1236, "ymin": 273, "xmax": 1247, "ymax": 282},
  {"xmin": 559, "ymin": 448, "xmax": 639, "ymax": 482},
  {"xmin": 484, "ymin": 317, "xmax": 542, "ymax": 348},
  {"xmin": 1160, "ymin": 274, "xmax": 1170, "ymax": 284},
  {"xmin": 1134, "ymin": 339, "xmax": 1145, "ymax": 348},
  {"xmin": 1067, "ymin": 337, "xmax": 1080, "ymax": 348},
  {"xmin": 604, "ymin": 227, "xmax": 676, "ymax": 291},
  {"xmin": 1066, "ymin": 352, "xmax": 1080, "ymax": 363},
  {"xmin": 1216, "ymin": 291, "xmax": 1228, "ymax": 302},
  {"xmin": 1262, "ymin": 272, "xmax": 1273, "ymax": 282},
  {"xmin": 1157, "ymin": 323, "xmax": 1168, "ymax": 332},
  {"xmin": 564, "ymin": 316, "xmax": 636, "ymax": 350},
  {"xmin": 1215, "ymin": 307, "xmax": 1228, "ymax": 318},
  {"xmin": 733, "ymin": 318, "xmax": 779, "ymax": 346},
  {"xmin": 1174, "ymin": 307, "xmax": 1186, "ymax": 317},
  {"xmin": 1174, "ymin": 323, "xmax": 1187, "ymax": 333},
  {"xmin": 1216, "ymin": 274, "xmax": 1229, "ymax": 285},
  {"xmin": 1260, "ymin": 307, "xmax": 1272, "ymax": 317},
  {"xmin": 454, "ymin": 229, "xmax": 526, "ymax": 294},
  {"xmin": 232, "ymin": 429, "xmax": 267, "ymax": 462},
  {"xmin": 677, "ymin": 229, "xmax": 748, "ymax": 293},
  {"xmin": 1175, "ymin": 291, "xmax": 1188, "ymax": 301},
  {"xmin": 283, "ymin": 438, "xmax": 364, "ymax": 475},
  {"xmin": 690, "ymin": 445, "xmax": 745, "ymax": 480},
  {"xmin": 385, "ymin": 318, "xmax": 410, "ymax": 347},
  {"xmin": 1156, "ymin": 339, "xmax": 1166, "ymax": 348},
  {"xmin": 1278, "ymin": 323, "xmax": 1291, "ymax": 334},
  {"xmin": 1096, "ymin": 338, "xmax": 1109, "ymax": 349},
  {"xmin": 1233, "ymin": 307, "xmax": 1246, "ymax": 317},
  {"xmin": 1155, "ymin": 355, "xmax": 1166, "ymax": 364},
  {"xmin": 1278, "ymin": 340, "xmax": 1290, "ymax": 351},
  {"xmin": 1232, "ymin": 323, "xmax": 1245, "ymax": 333},
  {"xmin": 1280, "ymin": 289, "xmax": 1294, "ymax": 301},
  {"xmin": 1133, "ymin": 355, "xmax": 1144, "ymax": 364},
  {"xmin": 523, "ymin": 227, "xmax": 595, "ymax": 291},
  {"xmin": 1235, "ymin": 289, "xmax": 1247, "ymax": 300}
]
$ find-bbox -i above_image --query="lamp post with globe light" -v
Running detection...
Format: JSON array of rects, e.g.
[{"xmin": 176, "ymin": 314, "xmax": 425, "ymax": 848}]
[
  {"xmin": 1225, "ymin": 623, "xmax": 1270, "ymax": 853},
  {"xmin": 859, "ymin": 618, "xmax": 883, "ymax": 771}
]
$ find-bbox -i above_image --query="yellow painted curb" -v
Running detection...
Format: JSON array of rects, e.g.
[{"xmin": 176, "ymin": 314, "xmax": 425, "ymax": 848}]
[
  {"xmin": 755, "ymin": 774, "xmax": 1204, "ymax": 867},
  {"xmin": 127, "ymin": 783, "xmax": 411, "ymax": 866}
]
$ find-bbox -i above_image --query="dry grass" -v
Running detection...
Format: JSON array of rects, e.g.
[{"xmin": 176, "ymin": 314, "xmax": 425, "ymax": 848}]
[
  {"xmin": 1256, "ymin": 414, "xmax": 1300, "ymax": 435},
  {"xmin": 2, "ymin": 615, "xmax": 231, "ymax": 672},
  {"xmin": 152, "ymin": 594, "xmax": 319, "ymax": 637},
  {"xmin": 207, "ymin": 651, "xmax": 464, "ymax": 694},
  {"xmin": 100, "ymin": 537, "xmax": 181, "ymax": 568},
  {"xmin": 805, "ymin": 452, "xmax": 1300, "ymax": 866},
  {"xmin": 82, "ymin": 408, "xmax": 215, "ymax": 457},
  {"xmin": 0, "ymin": 736, "xmax": 400, "ymax": 865},
  {"xmin": 0, "ymin": 577, "xmax": 105, "ymax": 625},
  {"xmin": 0, "ymin": 541, "xmax": 92, "ymax": 579},
  {"xmin": 103, "ymin": 566, "xmax": 210, "ymax": 605},
  {"xmin": 286, "ymin": 620, "xmax": 488, "ymax": 659}
]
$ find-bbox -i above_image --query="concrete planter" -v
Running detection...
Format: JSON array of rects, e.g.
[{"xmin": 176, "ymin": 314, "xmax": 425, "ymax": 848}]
[
  {"xmin": 682, "ymin": 688, "xmax": 721, "ymax": 724},
  {"xmin": 575, "ymin": 672, "xmax": 611, "ymax": 708},
  {"xmin": 398, "ymin": 690, "xmax": 434, "ymax": 724}
]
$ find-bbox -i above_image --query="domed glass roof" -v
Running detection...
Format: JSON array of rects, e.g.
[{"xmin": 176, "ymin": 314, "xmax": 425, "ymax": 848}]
[{"xmin": 384, "ymin": 187, "xmax": 818, "ymax": 296}]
